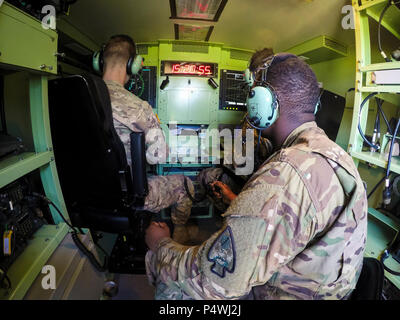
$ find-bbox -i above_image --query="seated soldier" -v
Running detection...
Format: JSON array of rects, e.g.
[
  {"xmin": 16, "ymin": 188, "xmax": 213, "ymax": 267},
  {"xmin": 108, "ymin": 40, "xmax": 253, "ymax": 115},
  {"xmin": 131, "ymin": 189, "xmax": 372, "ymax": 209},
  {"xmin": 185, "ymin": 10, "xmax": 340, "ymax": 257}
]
[
  {"xmin": 144, "ymin": 51, "xmax": 368, "ymax": 300},
  {"xmin": 101, "ymin": 34, "xmax": 194, "ymax": 242},
  {"xmin": 198, "ymin": 48, "xmax": 275, "ymax": 214}
]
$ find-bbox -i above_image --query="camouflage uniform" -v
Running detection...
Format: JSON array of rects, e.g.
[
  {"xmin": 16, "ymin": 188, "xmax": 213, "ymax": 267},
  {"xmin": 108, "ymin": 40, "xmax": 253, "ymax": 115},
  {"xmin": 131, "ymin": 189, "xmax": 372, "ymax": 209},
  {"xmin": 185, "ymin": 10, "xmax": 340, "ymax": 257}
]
[
  {"xmin": 104, "ymin": 80, "xmax": 193, "ymax": 227},
  {"xmin": 145, "ymin": 122, "xmax": 368, "ymax": 300}
]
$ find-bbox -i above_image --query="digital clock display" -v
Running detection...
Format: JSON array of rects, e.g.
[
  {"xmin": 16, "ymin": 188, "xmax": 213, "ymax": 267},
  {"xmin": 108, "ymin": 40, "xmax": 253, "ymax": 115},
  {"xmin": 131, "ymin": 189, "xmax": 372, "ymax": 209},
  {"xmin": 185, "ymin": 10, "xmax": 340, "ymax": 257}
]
[{"xmin": 161, "ymin": 61, "xmax": 217, "ymax": 77}]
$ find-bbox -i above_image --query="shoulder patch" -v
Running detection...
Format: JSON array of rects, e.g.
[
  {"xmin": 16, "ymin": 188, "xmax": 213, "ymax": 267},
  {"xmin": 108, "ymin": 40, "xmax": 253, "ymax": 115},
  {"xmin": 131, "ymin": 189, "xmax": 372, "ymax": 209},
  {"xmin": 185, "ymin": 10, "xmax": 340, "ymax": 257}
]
[{"xmin": 207, "ymin": 226, "xmax": 236, "ymax": 278}]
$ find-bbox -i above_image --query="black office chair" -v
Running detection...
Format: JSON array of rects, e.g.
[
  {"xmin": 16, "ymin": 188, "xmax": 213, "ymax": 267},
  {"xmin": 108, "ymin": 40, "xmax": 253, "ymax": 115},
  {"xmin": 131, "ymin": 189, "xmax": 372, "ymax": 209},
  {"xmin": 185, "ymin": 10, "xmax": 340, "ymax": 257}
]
[
  {"xmin": 48, "ymin": 74, "xmax": 151, "ymax": 273},
  {"xmin": 351, "ymin": 257, "xmax": 384, "ymax": 300}
]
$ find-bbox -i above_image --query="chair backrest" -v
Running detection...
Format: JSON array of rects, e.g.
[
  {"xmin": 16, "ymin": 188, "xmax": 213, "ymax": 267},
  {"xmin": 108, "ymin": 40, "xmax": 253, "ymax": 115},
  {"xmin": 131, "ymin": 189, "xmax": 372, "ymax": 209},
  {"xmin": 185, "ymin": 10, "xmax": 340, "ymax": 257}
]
[
  {"xmin": 49, "ymin": 74, "xmax": 134, "ymax": 230},
  {"xmin": 351, "ymin": 257, "xmax": 384, "ymax": 300}
]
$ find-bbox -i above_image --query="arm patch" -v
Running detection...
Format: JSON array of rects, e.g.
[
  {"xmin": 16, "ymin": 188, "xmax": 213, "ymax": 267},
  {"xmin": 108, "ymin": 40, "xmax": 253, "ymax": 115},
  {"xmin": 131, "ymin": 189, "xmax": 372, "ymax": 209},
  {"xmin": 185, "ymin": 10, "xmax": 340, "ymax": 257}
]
[{"xmin": 207, "ymin": 226, "xmax": 236, "ymax": 278}]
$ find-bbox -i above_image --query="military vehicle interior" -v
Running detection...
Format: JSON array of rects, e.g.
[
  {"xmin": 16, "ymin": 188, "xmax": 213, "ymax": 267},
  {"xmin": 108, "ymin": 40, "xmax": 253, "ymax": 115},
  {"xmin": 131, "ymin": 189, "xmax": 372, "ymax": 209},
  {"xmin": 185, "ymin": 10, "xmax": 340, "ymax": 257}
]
[{"xmin": 0, "ymin": 0, "xmax": 399, "ymax": 301}]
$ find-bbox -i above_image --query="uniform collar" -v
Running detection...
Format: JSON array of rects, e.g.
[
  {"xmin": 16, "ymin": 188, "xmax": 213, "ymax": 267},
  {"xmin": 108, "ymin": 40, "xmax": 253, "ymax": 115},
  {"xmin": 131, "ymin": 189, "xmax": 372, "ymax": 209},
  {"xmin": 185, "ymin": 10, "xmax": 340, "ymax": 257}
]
[
  {"xmin": 104, "ymin": 79, "xmax": 124, "ymax": 88},
  {"xmin": 281, "ymin": 121, "xmax": 318, "ymax": 149}
]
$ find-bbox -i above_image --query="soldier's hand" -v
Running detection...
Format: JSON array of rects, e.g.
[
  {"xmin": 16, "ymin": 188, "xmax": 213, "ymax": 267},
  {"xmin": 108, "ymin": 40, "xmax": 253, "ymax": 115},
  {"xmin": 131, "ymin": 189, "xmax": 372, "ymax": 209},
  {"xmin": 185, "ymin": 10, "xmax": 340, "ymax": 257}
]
[
  {"xmin": 145, "ymin": 221, "xmax": 171, "ymax": 252},
  {"xmin": 210, "ymin": 181, "xmax": 237, "ymax": 205}
]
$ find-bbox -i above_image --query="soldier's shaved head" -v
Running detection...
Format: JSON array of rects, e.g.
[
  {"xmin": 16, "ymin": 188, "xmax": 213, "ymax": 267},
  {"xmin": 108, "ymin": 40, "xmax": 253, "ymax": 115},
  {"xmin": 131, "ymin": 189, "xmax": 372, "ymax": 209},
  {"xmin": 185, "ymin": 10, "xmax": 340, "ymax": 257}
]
[
  {"xmin": 250, "ymin": 50, "xmax": 320, "ymax": 122},
  {"xmin": 267, "ymin": 56, "xmax": 320, "ymax": 120},
  {"xmin": 103, "ymin": 34, "xmax": 136, "ymax": 71}
]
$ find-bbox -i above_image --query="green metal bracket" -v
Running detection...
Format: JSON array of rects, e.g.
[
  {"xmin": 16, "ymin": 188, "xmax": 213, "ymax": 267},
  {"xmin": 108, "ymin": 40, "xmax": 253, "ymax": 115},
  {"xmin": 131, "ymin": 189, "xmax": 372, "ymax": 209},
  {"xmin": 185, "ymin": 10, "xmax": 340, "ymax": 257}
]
[
  {"xmin": 350, "ymin": 0, "xmax": 400, "ymax": 289},
  {"xmin": 29, "ymin": 76, "xmax": 70, "ymax": 224}
]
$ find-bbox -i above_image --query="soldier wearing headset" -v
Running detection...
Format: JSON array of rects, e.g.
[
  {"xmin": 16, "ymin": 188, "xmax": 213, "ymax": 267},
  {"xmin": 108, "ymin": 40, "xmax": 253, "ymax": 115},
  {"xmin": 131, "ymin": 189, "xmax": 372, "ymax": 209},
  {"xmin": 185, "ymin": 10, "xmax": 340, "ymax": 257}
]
[
  {"xmin": 145, "ymin": 51, "xmax": 368, "ymax": 300},
  {"xmin": 94, "ymin": 35, "xmax": 195, "ymax": 243}
]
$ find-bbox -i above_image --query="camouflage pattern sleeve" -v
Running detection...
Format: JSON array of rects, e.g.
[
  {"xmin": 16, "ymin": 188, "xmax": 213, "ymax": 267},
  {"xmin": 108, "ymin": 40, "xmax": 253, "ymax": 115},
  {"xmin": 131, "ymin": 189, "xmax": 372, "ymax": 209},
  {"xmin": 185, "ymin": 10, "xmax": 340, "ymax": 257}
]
[
  {"xmin": 106, "ymin": 80, "xmax": 168, "ymax": 164},
  {"xmin": 146, "ymin": 161, "xmax": 317, "ymax": 299}
]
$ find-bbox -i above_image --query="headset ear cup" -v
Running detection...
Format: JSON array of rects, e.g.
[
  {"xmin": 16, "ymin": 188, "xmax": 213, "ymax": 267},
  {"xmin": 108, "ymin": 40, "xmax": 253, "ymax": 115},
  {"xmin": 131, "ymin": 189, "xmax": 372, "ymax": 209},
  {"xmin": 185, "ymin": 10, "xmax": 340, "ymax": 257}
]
[
  {"xmin": 314, "ymin": 100, "xmax": 321, "ymax": 115},
  {"xmin": 247, "ymin": 86, "xmax": 278, "ymax": 128},
  {"xmin": 93, "ymin": 51, "xmax": 103, "ymax": 73},
  {"xmin": 128, "ymin": 55, "xmax": 143, "ymax": 75}
]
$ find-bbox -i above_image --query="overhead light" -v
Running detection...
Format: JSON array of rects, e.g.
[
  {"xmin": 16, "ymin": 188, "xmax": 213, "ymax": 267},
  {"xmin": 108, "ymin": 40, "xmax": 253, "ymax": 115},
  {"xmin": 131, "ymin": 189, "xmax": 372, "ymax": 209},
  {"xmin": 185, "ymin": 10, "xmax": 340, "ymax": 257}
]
[
  {"xmin": 175, "ymin": 24, "xmax": 213, "ymax": 41},
  {"xmin": 170, "ymin": 0, "xmax": 227, "ymax": 41},
  {"xmin": 170, "ymin": 0, "xmax": 227, "ymax": 21},
  {"xmin": 170, "ymin": 18, "xmax": 216, "ymax": 27}
]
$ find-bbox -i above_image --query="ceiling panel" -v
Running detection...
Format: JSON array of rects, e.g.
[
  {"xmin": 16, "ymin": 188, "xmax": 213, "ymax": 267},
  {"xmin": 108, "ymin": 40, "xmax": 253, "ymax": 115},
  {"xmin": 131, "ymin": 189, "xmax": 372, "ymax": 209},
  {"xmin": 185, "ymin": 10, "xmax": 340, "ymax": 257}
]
[{"xmin": 63, "ymin": 0, "xmax": 355, "ymax": 51}]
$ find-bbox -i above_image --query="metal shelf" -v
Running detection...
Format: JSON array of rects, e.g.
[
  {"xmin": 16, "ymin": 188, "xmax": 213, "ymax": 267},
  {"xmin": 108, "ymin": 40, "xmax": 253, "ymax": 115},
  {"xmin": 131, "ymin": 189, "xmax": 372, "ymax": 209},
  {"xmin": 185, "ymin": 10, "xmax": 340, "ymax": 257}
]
[
  {"xmin": 360, "ymin": 62, "xmax": 400, "ymax": 72},
  {"xmin": 351, "ymin": 0, "xmax": 400, "ymax": 291},
  {"xmin": 360, "ymin": 85, "xmax": 400, "ymax": 93},
  {"xmin": 0, "ymin": 4, "xmax": 71, "ymax": 300},
  {"xmin": 0, "ymin": 223, "xmax": 69, "ymax": 300},
  {"xmin": 366, "ymin": 210, "xmax": 400, "ymax": 290},
  {"xmin": 350, "ymin": 151, "xmax": 400, "ymax": 174},
  {"xmin": 369, "ymin": 207, "xmax": 400, "ymax": 232},
  {"xmin": 365, "ymin": 1, "xmax": 400, "ymax": 40},
  {"xmin": 376, "ymin": 93, "xmax": 400, "ymax": 107},
  {"xmin": 0, "ymin": 151, "xmax": 53, "ymax": 189},
  {"xmin": 355, "ymin": 0, "xmax": 400, "ymax": 40}
]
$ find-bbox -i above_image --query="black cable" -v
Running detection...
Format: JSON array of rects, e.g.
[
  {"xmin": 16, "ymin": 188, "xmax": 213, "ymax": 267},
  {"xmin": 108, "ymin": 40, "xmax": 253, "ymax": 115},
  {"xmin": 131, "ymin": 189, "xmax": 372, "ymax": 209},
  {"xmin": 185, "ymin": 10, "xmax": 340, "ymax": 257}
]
[
  {"xmin": 71, "ymin": 232, "xmax": 107, "ymax": 272},
  {"xmin": 32, "ymin": 192, "xmax": 75, "ymax": 230},
  {"xmin": 256, "ymin": 130, "xmax": 262, "ymax": 156},
  {"xmin": 386, "ymin": 118, "xmax": 400, "ymax": 179},
  {"xmin": 380, "ymin": 250, "xmax": 400, "ymax": 276},
  {"xmin": 382, "ymin": 117, "xmax": 400, "ymax": 206},
  {"xmin": 358, "ymin": 92, "xmax": 380, "ymax": 150},
  {"xmin": 376, "ymin": 98, "xmax": 393, "ymax": 135},
  {"xmin": 378, "ymin": 0, "xmax": 400, "ymax": 62},
  {"xmin": 367, "ymin": 175, "xmax": 387, "ymax": 199},
  {"xmin": 30, "ymin": 192, "xmax": 108, "ymax": 272},
  {"xmin": 372, "ymin": 108, "xmax": 380, "ymax": 151}
]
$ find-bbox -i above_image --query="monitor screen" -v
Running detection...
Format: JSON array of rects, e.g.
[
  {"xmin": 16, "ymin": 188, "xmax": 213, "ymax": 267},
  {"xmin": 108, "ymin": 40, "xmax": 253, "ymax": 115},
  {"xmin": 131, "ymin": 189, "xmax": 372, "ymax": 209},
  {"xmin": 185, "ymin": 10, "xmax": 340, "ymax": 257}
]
[{"xmin": 316, "ymin": 90, "xmax": 346, "ymax": 142}]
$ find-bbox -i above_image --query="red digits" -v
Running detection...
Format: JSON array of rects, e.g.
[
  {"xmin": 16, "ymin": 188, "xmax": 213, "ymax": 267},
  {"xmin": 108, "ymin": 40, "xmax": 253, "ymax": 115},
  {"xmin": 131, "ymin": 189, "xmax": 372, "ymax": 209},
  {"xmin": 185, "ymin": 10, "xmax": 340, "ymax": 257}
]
[
  {"xmin": 205, "ymin": 66, "xmax": 212, "ymax": 75},
  {"xmin": 172, "ymin": 64, "xmax": 180, "ymax": 73},
  {"xmin": 199, "ymin": 65, "xmax": 205, "ymax": 75}
]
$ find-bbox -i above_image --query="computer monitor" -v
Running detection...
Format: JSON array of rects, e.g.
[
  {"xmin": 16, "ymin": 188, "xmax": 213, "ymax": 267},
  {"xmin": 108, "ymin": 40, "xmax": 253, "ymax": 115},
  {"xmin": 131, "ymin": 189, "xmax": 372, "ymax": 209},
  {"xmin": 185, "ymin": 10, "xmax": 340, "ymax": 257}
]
[{"xmin": 316, "ymin": 90, "xmax": 346, "ymax": 142}]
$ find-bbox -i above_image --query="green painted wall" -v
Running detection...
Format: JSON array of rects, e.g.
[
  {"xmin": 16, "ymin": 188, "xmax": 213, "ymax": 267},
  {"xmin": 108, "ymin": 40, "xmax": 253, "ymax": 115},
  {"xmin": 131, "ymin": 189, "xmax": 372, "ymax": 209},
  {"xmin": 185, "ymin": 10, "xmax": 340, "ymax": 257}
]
[
  {"xmin": 137, "ymin": 40, "xmax": 253, "ymax": 130},
  {"xmin": 310, "ymin": 29, "xmax": 399, "ymax": 210},
  {"xmin": 4, "ymin": 71, "xmax": 35, "ymax": 152}
]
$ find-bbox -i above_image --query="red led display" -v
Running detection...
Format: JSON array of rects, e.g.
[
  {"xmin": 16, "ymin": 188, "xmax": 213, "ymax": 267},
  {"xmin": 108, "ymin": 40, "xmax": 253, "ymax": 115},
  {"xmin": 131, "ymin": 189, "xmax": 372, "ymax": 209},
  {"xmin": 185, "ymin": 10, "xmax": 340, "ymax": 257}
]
[
  {"xmin": 172, "ymin": 64, "xmax": 212, "ymax": 75},
  {"xmin": 162, "ymin": 61, "xmax": 217, "ymax": 77}
]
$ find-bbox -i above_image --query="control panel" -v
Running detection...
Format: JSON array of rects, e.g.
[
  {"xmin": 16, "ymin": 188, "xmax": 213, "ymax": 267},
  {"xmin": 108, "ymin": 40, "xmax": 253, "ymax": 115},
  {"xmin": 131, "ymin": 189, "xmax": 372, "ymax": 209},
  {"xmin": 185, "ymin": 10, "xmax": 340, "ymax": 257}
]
[
  {"xmin": 125, "ymin": 66, "xmax": 157, "ymax": 108},
  {"xmin": 0, "ymin": 178, "xmax": 46, "ymax": 283}
]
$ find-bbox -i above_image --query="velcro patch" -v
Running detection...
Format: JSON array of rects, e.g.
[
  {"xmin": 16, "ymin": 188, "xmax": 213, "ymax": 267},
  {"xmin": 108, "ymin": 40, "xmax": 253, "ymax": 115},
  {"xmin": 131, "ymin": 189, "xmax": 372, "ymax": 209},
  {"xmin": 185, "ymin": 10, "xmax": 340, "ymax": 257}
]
[{"xmin": 207, "ymin": 226, "xmax": 236, "ymax": 278}]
